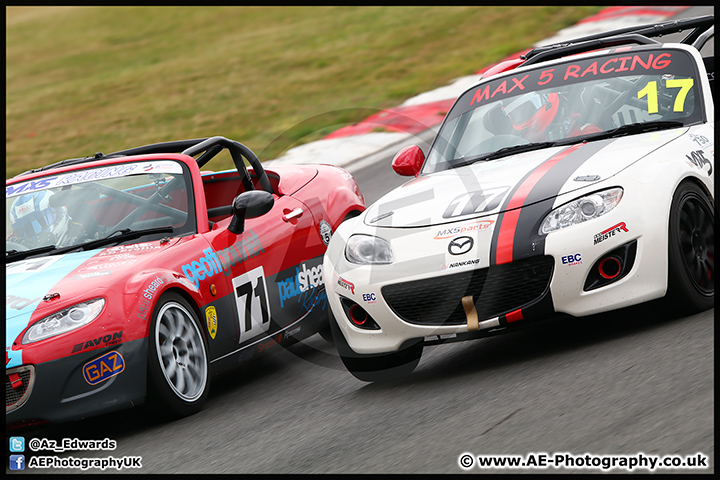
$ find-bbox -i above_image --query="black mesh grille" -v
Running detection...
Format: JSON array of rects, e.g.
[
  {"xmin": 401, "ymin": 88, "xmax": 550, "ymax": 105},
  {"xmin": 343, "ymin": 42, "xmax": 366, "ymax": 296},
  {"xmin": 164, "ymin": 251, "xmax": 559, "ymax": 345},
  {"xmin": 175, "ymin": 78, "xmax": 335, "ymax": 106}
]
[
  {"xmin": 382, "ymin": 256, "xmax": 554, "ymax": 325},
  {"xmin": 6, "ymin": 366, "xmax": 34, "ymax": 410}
]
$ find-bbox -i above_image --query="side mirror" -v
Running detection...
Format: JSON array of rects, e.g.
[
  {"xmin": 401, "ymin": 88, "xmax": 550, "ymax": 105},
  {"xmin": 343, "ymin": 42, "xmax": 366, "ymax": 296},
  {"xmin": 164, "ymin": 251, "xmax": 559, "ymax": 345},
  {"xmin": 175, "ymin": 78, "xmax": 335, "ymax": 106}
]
[
  {"xmin": 228, "ymin": 190, "xmax": 274, "ymax": 234},
  {"xmin": 391, "ymin": 145, "xmax": 425, "ymax": 177}
]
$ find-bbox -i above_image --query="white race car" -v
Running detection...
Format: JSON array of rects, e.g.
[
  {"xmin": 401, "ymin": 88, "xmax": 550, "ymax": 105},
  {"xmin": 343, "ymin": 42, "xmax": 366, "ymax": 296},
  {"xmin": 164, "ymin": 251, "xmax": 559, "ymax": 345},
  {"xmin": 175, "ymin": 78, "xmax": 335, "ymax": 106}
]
[{"xmin": 324, "ymin": 16, "xmax": 715, "ymax": 381}]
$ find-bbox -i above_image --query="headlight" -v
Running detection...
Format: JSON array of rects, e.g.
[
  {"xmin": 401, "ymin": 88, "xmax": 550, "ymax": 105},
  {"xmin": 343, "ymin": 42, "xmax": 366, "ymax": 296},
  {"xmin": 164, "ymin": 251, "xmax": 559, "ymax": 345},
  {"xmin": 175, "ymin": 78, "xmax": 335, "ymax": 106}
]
[
  {"xmin": 345, "ymin": 235, "xmax": 394, "ymax": 265},
  {"xmin": 22, "ymin": 298, "xmax": 105, "ymax": 344},
  {"xmin": 539, "ymin": 187, "xmax": 623, "ymax": 235}
]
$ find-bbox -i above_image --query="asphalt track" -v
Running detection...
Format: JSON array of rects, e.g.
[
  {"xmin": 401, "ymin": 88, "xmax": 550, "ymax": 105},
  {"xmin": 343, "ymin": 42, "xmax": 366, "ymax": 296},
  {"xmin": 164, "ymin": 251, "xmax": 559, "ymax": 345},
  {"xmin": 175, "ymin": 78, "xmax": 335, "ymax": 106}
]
[{"xmin": 7, "ymin": 6, "xmax": 714, "ymax": 475}]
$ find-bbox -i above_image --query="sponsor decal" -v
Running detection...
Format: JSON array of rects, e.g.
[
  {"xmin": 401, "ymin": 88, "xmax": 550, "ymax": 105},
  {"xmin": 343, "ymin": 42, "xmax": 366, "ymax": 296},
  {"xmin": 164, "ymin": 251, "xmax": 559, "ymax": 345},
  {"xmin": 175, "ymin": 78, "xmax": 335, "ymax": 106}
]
[
  {"xmin": 182, "ymin": 230, "xmax": 263, "ymax": 288},
  {"xmin": 142, "ymin": 276, "xmax": 164, "ymax": 300},
  {"xmin": 278, "ymin": 263, "xmax": 324, "ymax": 308},
  {"xmin": 443, "ymin": 187, "xmax": 509, "ymax": 219},
  {"xmin": 685, "ymin": 150, "xmax": 712, "ymax": 176},
  {"xmin": 337, "ymin": 276, "xmax": 355, "ymax": 294},
  {"xmin": 448, "ymin": 236, "xmax": 474, "ymax": 256},
  {"xmin": 688, "ymin": 133, "xmax": 711, "ymax": 147},
  {"xmin": 79, "ymin": 260, "xmax": 137, "ymax": 272},
  {"xmin": 205, "ymin": 306, "xmax": 218, "ymax": 339},
  {"xmin": 6, "ymin": 256, "xmax": 63, "ymax": 275},
  {"xmin": 83, "ymin": 351, "xmax": 125, "ymax": 385},
  {"xmin": 362, "ymin": 293, "xmax": 378, "ymax": 304},
  {"xmin": 75, "ymin": 270, "xmax": 113, "ymax": 280},
  {"xmin": 573, "ymin": 175, "xmax": 601, "ymax": 182},
  {"xmin": 137, "ymin": 276, "xmax": 164, "ymax": 321},
  {"xmin": 561, "ymin": 253, "xmax": 583, "ymax": 266},
  {"xmin": 6, "ymin": 295, "xmax": 40, "ymax": 311},
  {"xmin": 319, "ymin": 220, "xmax": 333, "ymax": 246},
  {"xmin": 594, "ymin": 222, "xmax": 628, "ymax": 245},
  {"xmin": 285, "ymin": 326, "xmax": 301, "ymax": 339},
  {"xmin": 6, "ymin": 162, "xmax": 182, "ymax": 199},
  {"xmin": 434, "ymin": 220, "xmax": 494, "ymax": 239},
  {"xmin": 468, "ymin": 52, "xmax": 674, "ymax": 109},
  {"xmin": 441, "ymin": 258, "xmax": 481, "ymax": 270},
  {"xmin": 72, "ymin": 331, "xmax": 124, "ymax": 354},
  {"xmin": 258, "ymin": 334, "xmax": 283, "ymax": 353},
  {"xmin": 98, "ymin": 243, "xmax": 162, "ymax": 256},
  {"xmin": 369, "ymin": 211, "xmax": 394, "ymax": 223}
]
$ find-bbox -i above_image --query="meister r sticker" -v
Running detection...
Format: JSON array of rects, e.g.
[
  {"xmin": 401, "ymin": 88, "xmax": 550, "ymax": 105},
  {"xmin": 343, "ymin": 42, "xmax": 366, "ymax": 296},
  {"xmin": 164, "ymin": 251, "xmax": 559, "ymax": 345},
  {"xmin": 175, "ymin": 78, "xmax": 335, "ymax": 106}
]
[
  {"xmin": 205, "ymin": 306, "xmax": 218, "ymax": 339},
  {"xmin": 594, "ymin": 222, "xmax": 628, "ymax": 245}
]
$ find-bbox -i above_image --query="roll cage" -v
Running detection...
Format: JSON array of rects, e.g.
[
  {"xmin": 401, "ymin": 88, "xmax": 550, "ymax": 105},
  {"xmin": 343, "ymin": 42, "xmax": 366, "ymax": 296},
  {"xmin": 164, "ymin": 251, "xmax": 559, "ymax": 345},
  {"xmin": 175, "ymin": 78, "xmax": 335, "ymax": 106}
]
[{"xmin": 520, "ymin": 15, "xmax": 714, "ymax": 66}]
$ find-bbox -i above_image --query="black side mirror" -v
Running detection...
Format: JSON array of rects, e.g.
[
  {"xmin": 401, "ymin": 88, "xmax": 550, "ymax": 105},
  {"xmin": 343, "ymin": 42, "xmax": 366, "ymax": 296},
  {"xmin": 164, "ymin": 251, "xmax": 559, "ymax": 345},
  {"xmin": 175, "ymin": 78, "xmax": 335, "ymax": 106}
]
[{"xmin": 228, "ymin": 190, "xmax": 274, "ymax": 234}]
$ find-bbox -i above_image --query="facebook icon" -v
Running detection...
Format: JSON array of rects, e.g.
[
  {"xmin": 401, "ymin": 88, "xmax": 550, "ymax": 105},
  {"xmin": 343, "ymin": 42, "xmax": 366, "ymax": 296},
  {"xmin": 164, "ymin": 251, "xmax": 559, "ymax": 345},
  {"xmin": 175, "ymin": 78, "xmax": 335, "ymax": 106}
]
[{"xmin": 9, "ymin": 454, "xmax": 25, "ymax": 470}]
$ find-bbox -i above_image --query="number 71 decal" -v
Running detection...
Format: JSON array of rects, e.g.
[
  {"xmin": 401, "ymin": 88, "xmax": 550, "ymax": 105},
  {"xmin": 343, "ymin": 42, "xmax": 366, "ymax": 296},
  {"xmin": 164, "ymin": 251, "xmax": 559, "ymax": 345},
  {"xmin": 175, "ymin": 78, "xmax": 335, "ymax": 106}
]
[
  {"xmin": 638, "ymin": 78, "xmax": 693, "ymax": 114},
  {"xmin": 232, "ymin": 266, "xmax": 271, "ymax": 343}
]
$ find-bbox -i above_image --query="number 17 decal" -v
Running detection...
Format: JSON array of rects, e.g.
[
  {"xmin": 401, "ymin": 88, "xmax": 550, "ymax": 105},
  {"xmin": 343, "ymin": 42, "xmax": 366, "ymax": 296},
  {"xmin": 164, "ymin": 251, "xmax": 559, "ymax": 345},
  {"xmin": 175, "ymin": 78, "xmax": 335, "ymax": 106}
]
[{"xmin": 232, "ymin": 266, "xmax": 271, "ymax": 343}]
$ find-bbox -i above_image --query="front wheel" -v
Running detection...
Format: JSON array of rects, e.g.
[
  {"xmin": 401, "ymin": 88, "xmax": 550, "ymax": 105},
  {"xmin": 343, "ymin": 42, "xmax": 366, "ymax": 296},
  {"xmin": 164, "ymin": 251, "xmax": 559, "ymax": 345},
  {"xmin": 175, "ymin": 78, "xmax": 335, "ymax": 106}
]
[
  {"xmin": 330, "ymin": 311, "xmax": 422, "ymax": 382},
  {"xmin": 147, "ymin": 292, "xmax": 209, "ymax": 419},
  {"xmin": 665, "ymin": 182, "xmax": 714, "ymax": 313}
]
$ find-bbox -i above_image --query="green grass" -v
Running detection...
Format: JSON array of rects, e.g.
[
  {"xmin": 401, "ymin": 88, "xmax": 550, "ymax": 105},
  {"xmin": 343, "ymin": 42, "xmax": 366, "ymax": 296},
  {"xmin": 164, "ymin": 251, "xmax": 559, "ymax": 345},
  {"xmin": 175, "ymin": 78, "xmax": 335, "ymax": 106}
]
[{"xmin": 6, "ymin": 6, "xmax": 603, "ymax": 177}]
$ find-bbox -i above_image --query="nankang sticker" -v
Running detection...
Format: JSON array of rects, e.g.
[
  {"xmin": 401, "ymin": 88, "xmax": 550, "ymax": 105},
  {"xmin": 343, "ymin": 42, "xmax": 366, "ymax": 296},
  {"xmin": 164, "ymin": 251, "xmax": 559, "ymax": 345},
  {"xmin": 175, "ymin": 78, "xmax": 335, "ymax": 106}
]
[
  {"xmin": 594, "ymin": 222, "xmax": 628, "ymax": 245},
  {"xmin": 441, "ymin": 258, "xmax": 481, "ymax": 270},
  {"xmin": 83, "ymin": 351, "xmax": 125, "ymax": 385}
]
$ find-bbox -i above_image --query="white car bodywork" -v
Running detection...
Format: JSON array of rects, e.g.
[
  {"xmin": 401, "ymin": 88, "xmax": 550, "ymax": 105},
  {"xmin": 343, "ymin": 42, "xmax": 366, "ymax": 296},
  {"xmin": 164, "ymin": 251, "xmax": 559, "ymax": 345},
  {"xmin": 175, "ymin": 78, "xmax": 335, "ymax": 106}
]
[{"xmin": 324, "ymin": 42, "xmax": 714, "ymax": 356}]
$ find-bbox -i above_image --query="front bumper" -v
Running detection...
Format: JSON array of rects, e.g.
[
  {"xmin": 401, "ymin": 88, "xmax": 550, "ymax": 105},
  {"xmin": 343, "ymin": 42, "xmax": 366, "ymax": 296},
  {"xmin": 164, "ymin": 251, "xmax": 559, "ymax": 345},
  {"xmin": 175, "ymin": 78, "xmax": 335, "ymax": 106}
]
[
  {"xmin": 6, "ymin": 338, "xmax": 147, "ymax": 428},
  {"xmin": 324, "ymin": 196, "xmax": 669, "ymax": 355}
]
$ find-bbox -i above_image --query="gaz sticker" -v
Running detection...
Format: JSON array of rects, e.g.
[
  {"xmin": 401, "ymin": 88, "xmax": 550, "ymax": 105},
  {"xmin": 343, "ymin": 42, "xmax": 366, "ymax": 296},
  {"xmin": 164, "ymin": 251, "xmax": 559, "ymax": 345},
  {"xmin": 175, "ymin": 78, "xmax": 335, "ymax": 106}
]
[{"xmin": 83, "ymin": 351, "xmax": 125, "ymax": 385}]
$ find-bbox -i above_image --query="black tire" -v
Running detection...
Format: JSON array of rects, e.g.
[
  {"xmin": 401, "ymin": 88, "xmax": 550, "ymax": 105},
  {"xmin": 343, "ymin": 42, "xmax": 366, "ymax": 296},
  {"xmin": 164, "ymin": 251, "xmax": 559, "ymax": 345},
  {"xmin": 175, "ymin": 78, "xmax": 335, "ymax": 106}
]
[
  {"xmin": 147, "ymin": 292, "xmax": 209, "ymax": 419},
  {"xmin": 329, "ymin": 310, "xmax": 422, "ymax": 382},
  {"xmin": 665, "ymin": 182, "xmax": 714, "ymax": 313}
]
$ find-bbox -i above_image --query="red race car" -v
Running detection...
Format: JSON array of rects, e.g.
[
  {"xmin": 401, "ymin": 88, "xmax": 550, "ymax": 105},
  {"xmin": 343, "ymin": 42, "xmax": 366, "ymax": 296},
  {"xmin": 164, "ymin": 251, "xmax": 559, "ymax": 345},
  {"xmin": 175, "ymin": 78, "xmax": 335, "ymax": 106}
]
[{"xmin": 6, "ymin": 136, "xmax": 365, "ymax": 428}]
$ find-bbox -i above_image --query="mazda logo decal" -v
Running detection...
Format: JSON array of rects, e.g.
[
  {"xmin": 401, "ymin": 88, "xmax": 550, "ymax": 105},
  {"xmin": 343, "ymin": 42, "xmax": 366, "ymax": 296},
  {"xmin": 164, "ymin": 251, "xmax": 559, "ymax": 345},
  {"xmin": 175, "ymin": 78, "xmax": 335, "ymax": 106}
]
[{"xmin": 448, "ymin": 236, "xmax": 474, "ymax": 255}]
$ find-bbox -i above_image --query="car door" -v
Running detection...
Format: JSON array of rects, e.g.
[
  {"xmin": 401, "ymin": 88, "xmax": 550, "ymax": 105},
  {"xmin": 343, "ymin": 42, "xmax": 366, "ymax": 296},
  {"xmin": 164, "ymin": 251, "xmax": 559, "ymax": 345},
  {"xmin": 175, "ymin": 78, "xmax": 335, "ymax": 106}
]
[{"xmin": 209, "ymin": 193, "xmax": 316, "ymax": 348}]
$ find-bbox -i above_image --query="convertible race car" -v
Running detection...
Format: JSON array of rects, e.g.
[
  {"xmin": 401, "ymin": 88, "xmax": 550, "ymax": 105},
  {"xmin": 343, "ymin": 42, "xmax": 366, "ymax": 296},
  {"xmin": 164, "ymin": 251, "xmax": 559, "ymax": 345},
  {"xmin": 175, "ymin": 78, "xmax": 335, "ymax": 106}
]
[
  {"xmin": 324, "ymin": 16, "xmax": 714, "ymax": 381},
  {"xmin": 6, "ymin": 136, "xmax": 365, "ymax": 427}
]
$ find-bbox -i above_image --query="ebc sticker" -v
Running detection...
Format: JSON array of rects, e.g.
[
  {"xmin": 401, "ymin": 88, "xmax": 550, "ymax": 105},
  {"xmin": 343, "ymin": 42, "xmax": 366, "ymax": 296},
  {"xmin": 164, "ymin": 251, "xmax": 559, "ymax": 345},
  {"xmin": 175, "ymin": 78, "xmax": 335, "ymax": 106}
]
[
  {"xmin": 561, "ymin": 253, "xmax": 583, "ymax": 266},
  {"xmin": 232, "ymin": 266, "xmax": 271, "ymax": 343},
  {"xmin": 83, "ymin": 351, "xmax": 125, "ymax": 385}
]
